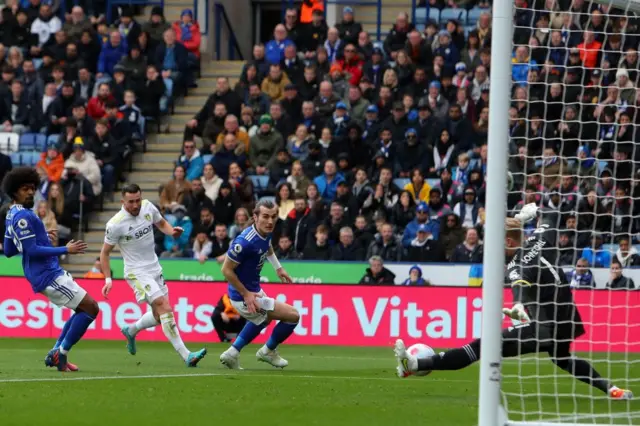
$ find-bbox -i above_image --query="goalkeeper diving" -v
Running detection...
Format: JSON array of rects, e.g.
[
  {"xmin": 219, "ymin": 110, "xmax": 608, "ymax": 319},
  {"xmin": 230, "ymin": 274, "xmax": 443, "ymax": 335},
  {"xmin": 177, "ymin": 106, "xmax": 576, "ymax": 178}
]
[{"xmin": 394, "ymin": 203, "xmax": 633, "ymax": 400}]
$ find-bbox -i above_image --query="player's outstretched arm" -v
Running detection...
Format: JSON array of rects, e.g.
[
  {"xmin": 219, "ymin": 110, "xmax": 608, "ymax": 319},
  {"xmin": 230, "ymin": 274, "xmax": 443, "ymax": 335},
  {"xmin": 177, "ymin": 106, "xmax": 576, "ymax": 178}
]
[
  {"xmin": 221, "ymin": 256, "xmax": 262, "ymax": 314},
  {"xmin": 154, "ymin": 218, "xmax": 183, "ymax": 238},
  {"xmin": 267, "ymin": 244, "xmax": 292, "ymax": 283},
  {"xmin": 21, "ymin": 237, "xmax": 85, "ymax": 258},
  {"xmin": 100, "ymin": 242, "xmax": 115, "ymax": 298}
]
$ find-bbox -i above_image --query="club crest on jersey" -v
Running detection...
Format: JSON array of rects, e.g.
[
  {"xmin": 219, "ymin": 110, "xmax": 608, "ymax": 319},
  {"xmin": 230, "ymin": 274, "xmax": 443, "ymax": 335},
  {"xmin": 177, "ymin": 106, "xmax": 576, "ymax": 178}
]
[
  {"xmin": 233, "ymin": 244, "xmax": 242, "ymax": 254},
  {"xmin": 145, "ymin": 214, "xmax": 151, "ymax": 221},
  {"xmin": 509, "ymin": 270, "xmax": 521, "ymax": 281},
  {"xmin": 17, "ymin": 219, "xmax": 28, "ymax": 229}
]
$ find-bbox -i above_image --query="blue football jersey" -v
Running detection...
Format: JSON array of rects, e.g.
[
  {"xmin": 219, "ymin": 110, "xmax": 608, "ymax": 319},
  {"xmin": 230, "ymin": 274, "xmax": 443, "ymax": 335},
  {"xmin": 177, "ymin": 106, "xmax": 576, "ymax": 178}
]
[
  {"xmin": 226, "ymin": 225, "xmax": 272, "ymax": 301},
  {"xmin": 4, "ymin": 205, "xmax": 65, "ymax": 292}
]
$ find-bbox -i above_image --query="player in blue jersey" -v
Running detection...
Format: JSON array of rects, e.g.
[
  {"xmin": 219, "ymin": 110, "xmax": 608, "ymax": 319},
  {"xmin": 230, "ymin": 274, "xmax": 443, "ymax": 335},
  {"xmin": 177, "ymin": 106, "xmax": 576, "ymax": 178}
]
[
  {"xmin": 219, "ymin": 199, "xmax": 300, "ymax": 369},
  {"xmin": 2, "ymin": 167, "xmax": 99, "ymax": 372}
]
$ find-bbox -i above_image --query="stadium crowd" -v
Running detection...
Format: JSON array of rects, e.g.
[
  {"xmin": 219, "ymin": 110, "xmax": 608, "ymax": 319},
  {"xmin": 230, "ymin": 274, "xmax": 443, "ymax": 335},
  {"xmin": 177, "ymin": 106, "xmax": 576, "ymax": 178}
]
[
  {"xmin": 1, "ymin": 0, "xmax": 639, "ymax": 288},
  {"xmin": 0, "ymin": 0, "xmax": 201, "ymax": 246}
]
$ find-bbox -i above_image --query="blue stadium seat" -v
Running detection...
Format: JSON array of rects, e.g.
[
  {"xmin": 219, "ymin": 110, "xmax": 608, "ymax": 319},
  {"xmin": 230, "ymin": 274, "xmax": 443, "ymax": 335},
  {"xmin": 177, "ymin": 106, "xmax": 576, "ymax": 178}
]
[
  {"xmin": 598, "ymin": 161, "xmax": 608, "ymax": 173},
  {"xmin": 202, "ymin": 154, "xmax": 213, "ymax": 164},
  {"xmin": 19, "ymin": 133, "xmax": 37, "ymax": 151},
  {"xmin": 415, "ymin": 7, "xmax": 428, "ymax": 21},
  {"xmin": 602, "ymin": 244, "xmax": 617, "ymax": 253},
  {"xmin": 25, "ymin": 151, "xmax": 40, "ymax": 166},
  {"xmin": 249, "ymin": 175, "xmax": 269, "ymax": 191},
  {"xmin": 393, "ymin": 178, "xmax": 410, "ymax": 189},
  {"xmin": 464, "ymin": 25, "xmax": 475, "ymax": 38},
  {"xmin": 429, "ymin": 8, "xmax": 440, "ymax": 24},
  {"xmin": 35, "ymin": 134, "xmax": 47, "ymax": 151},
  {"xmin": 440, "ymin": 8, "xmax": 466, "ymax": 24},
  {"xmin": 47, "ymin": 134, "xmax": 60, "ymax": 148},
  {"xmin": 427, "ymin": 178, "xmax": 439, "ymax": 188},
  {"xmin": 10, "ymin": 152, "xmax": 21, "ymax": 165},
  {"xmin": 467, "ymin": 7, "xmax": 484, "ymax": 26}
]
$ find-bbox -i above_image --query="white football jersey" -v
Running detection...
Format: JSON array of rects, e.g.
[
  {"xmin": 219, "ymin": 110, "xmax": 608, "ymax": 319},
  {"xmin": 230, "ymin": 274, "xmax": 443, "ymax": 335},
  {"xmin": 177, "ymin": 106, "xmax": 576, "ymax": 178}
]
[{"xmin": 104, "ymin": 199, "xmax": 163, "ymax": 272}]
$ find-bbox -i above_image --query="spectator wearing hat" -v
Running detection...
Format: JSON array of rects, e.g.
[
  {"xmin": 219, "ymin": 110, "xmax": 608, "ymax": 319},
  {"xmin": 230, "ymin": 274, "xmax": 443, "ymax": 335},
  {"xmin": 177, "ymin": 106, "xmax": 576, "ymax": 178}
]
[
  {"xmin": 36, "ymin": 142, "xmax": 65, "ymax": 182},
  {"xmin": 362, "ymin": 47, "xmax": 389, "ymax": 88},
  {"xmin": 117, "ymin": 7, "xmax": 142, "ymax": 47},
  {"xmin": 397, "ymin": 130, "xmax": 427, "ymax": 178},
  {"xmin": 63, "ymin": 137, "xmax": 102, "ymax": 195},
  {"xmin": 360, "ymin": 104, "xmax": 380, "ymax": 143},
  {"xmin": 335, "ymin": 7, "xmax": 362, "ymax": 46},
  {"xmin": 406, "ymin": 223, "xmax": 445, "ymax": 263},
  {"xmin": 89, "ymin": 119, "xmax": 121, "ymax": 197},
  {"xmin": 116, "ymin": 43, "xmax": 147, "ymax": 86},
  {"xmin": 142, "ymin": 6, "xmax": 171, "ymax": 44},
  {"xmin": 606, "ymin": 259, "xmax": 637, "ymax": 290},
  {"xmin": 453, "ymin": 186, "xmax": 482, "ymax": 229},
  {"xmin": 248, "ymin": 114, "xmax": 284, "ymax": 175},
  {"xmin": 172, "ymin": 9, "xmax": 201, "ymax": 60},
  {"xmin": 214, "ymin": 181, "xmax": 240, "ymax": 226},
  {"xmin": 326, "ymin": 101, "xmax": 350, "ymax": 138},
  {"xmin": 281, "ymin": 83, "xmax": 303, "ymax": 124},
  {"xmin": 161, "ymin": 204, "xmax": 193, "ymax": 258},
  {"xmin": 300, "ymin": 9, "xmax": 328, "ymax": 59},
  {"xmin": 615, "ymin": 68, "xmax": 635, "ymax": 104},
  {"xmin": 261, "ymin": 63, "xmax": 291, "ymax": 102},
  {"xmin": 426, "ymin": 80, "xmax": 449, "ymax": 120},
  {"xmin": 359, "ymin": 255, "xmax": 396, "ymax": 284},
  {"xmin": 428, "ymin": 186, "xmax": 452, "ymax": 220},
  {"xmin": 302, "ymin": 141, "xmax": 326, "ymax": 179},
  {"xmin": 381, "ymin": 101, "xmax": 409, "ymax": 143},
  {"xmin": 46, "ymin": 82, "xmax": 77, "ymax": 134},
  {"xmin": 402, "ymin": 201, "xmax": 440, "ymax": 247},
  {"xmin": 104, "ymin": 99, "xmax": 132, "ymax": 148}
]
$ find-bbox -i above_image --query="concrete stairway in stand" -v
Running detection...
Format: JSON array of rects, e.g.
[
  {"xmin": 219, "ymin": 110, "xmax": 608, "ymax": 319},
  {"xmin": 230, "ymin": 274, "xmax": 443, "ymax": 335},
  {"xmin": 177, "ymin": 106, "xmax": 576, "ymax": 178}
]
[{"xmin": 64, "ymin": 60, "xmax": 245, "ymax": 276}]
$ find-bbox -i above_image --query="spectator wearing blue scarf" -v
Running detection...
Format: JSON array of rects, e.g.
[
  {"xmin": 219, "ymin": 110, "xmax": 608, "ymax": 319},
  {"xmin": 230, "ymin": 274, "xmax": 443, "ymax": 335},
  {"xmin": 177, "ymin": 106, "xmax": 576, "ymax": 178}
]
[
  {"xmin": 568, "ymin": 258, "xmax": 596, "ymax": 288},
  {"xmin": 403, "ymin": 265, "xmax": 429, "ymax": 286}
]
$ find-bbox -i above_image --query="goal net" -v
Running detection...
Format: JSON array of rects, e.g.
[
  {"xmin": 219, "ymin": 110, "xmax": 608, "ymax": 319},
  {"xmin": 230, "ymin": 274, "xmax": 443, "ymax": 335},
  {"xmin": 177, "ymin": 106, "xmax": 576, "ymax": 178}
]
[{"xmin": 483, "ymin": 0, "xmax": 640, "ymax": 424}]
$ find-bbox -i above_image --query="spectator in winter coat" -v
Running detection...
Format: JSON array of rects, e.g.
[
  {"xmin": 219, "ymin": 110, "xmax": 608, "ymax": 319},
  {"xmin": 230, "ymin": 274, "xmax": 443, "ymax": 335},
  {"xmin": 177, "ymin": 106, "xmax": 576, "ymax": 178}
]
[
  {"xmin": 31, "ymin": 4, "xmax": 61, "ymax": 47},
  {"xmin": 450, "ymin": 228, "xmax": 483, "ymax": 263},
  {"xmin": 211, "ymin": 135, "xmax": 247, "ymax": 182},
  {"xmin": 433, "ymin": 30, "xmax": 460, "ymax": 70},
  {"xmin": 359, "ymin": 255, "xmax": 396, "ymax": 285},
  {"xmin": 36, "ymin": 142, "xmax": 64, "ymax": 182},
  {"xmin": 302, "ymin": 224, "xmax": 331, "ymax": 260},
  {"xmin": 87, "ymin": 83, "xmax": 115, "ymax": 120},
  {"xmin": 274, "ymin": 234, "xmax": 300, "ymax": 260},
  {"xmin": 172, "ymin": 9, "xmax": 201, "ymax": 59},
  {"xmin": 249, "ymin": 115, "xmax": 284, "ymax": 173},
  {"xmin": 580, "ymin": 233, "xmax": 612, "ymax": 268},
  {"xmin": 383, "ymin": 12, "xmax": 414, "ymax": 60},
  {"xmin": 511, "ymin": 46, "xmax": 537, "ymax": 86},
  {"xmin": 0, "ymin": 80, "xmax": 31, "ymax": 134},
  {"xmin": 265, "ymin": 24, "xmax": 294, "ymax": 65},
  {"xmin": 314, "ymin": 159, "xmax": 345, "ymax": 203},
  {"xmin": 335, "ymin": 7, "xmax": 362, "ymax": 45},
  {"xmin": 606, "ymin": 259, "xmax": 637, "ymax": 289},
  {"xmin": 568, "ymin": 258, "xmax": 596, "ymax": 289},
  {"xmin": 161, "ymin": 204, "xmax": 193, "ymax": 257},
  {"xmin": 366, "ymin": 223, "xmax": 403, "ymax": 261},
  {"xmin": 284, "ymin": 196, "xmax": 313, "ymax": 253},
  {"xmin": 154, "ymin": 28, "xmax": 189, "ymax": 86},
  {"xmin": 406, "ymin": 223, "xmax": 446, "ymax": 263},
  {"xmin": 453, "ymin": 187, "xmax": 482, "ymax": 229},
  {"xmin": 261, "ymin": 64, "xmax": 291, "ymax": 102},
  {"xmin": 177, "ymin": 140, "xmax": 204, "ymax": 181},
  {"xmin": 402, "ymin": 265, "xmax": 430, "ymax": 285},
  {"xmin": 142, "ymin": 6, "xmax": 172, "ymax": 44},
  {"xmin": 615, "ymin": 236, "xmax": 640, "ymax": 267},
  {"xmin": 63, "ymin": 138, "xmax": 102, "ymax": 195},
  {"xmin": 402, "ymin": 202, "xmax": 440, "ymax": 247},
  {"xmin": 336, "ymin": 43, "xmax": 364, "ymax": 86},
  {"xmin": 330, "ymin": 226, "xmax": 365, "ymax": 261},
  {"xmin": 202, "ymin": 163, "xmax": 223, "ymax": 202},
  {"xmin": 97, "ymin": 31, "xmax": 128, "ymax": 79},
  {"xmin": 397, "ymin": 131, "xmax": 428, "ymax": 180}
]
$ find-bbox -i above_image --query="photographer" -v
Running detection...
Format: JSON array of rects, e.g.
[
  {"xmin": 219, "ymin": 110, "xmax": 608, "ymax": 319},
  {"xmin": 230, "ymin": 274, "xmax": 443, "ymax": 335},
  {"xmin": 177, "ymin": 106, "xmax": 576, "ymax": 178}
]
[{"xmin": 210, "ymin": 294, "xmax": 246, "ymax": 342}]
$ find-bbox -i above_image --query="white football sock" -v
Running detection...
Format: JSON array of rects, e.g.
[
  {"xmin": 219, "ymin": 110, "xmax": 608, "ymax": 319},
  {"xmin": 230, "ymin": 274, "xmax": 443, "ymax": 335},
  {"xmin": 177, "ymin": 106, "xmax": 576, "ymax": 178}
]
[
  {"xmin": 129, "ymin": 311, "xmax": 159, "ymax": 337},
  {"xmin": 160, "ymin": 312, "xmax": 190, "ymax": 361}
]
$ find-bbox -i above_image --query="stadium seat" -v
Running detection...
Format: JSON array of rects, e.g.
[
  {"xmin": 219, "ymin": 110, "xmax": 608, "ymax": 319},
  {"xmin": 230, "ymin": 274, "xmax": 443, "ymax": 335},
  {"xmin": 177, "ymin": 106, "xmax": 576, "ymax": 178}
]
[
  {"xmin": 47, "ymin": 134, "xmax": 60, "ymax": 148},
  {"xmin": 0, "ymin": 132, "xmax": 20, "ymax": 154},
  {"xmin": 429, "ymin": 8, "xmax": 440, "ymax": 24},
  {"xmin": 25, "ymin": 152, "xmax": 40, "ymax": 166},
  {"xmin": 440, "ymin": 8, "xmax": 466, "ymax": 24},
  {"xmin": 467, "ymin": 7, "xmax": 484, "ymax": 26},
  {"xmin": 415, "ymin": 7, "xmax": 428, "ymax": 21},
  {"xmin": 10, "ymin": 152, "xmax": 21, "ymax": 165},
  {"xmin": 598, "ymin": 161, "xmax": 608, "ymax": 173},
  {"xmin": 35, "ymin": 134, "xmax": 47, "ymax": 151},
  {"xmin": 202, "ymin": 154, "xmax": 213, "ymax": 164},
  {"xmin": 393, "ymin": 178, "xmax": 410, "ymax": 189},
  {"xmin": 249, "ymin": 175, "xmax": 269, "ymax": 191},
  {"xmin": 427, "ymin": 178, "xmax": 439, "ymax": 188},
  {"xmin": 464, "ymin": 25, "xmax": 475, "ymax": 38},
  {"xmin": 19, "ymin": 133, "xmax": 37, "ymax": 151}
]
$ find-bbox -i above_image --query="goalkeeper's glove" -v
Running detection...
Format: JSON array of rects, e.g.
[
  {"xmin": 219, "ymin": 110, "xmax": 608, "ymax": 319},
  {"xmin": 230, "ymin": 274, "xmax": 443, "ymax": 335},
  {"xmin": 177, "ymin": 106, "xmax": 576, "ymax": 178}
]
[
  {"xmin": 502, "ymin": 303, "xmax": 530, "ymax": 322},
  {"xmin": 514, "ymin": 203, "xmax": 538, "ymax": 223}
]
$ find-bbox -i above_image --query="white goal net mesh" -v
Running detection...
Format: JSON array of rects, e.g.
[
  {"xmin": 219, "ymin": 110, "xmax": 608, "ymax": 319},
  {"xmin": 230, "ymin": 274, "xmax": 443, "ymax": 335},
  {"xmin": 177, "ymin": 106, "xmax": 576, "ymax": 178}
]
[{"xmin": 501, "ymin": 0, "xmax": 640, "ymax": 424}]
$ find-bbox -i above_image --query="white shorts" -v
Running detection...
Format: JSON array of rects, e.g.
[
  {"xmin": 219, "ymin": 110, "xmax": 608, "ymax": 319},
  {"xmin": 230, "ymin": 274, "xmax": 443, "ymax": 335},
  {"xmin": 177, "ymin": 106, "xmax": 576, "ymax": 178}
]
[
  {"xmin": 125, "ymin": 268, "xmax": 168, "ymax": 304},
  {"xmin": 230, "ymin": 290, "xmax": 276, "ymax": 325},
  {"xmin": 41, "ymin": 272, "xmax": 87, "ymax": 310}
]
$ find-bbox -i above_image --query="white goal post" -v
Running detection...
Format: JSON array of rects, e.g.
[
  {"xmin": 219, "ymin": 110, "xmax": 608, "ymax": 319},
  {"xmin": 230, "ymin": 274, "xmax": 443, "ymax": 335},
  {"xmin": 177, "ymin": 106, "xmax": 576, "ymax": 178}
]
[{"xmin": 479, "ymin": 0, "xmax": 640, "ymax": 424}]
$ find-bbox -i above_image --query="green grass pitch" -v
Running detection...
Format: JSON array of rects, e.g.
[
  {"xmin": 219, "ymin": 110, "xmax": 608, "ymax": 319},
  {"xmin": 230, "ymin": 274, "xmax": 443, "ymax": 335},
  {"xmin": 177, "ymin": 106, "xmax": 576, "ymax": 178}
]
[{"xmin": 0, "ymin": 339, "xmax": 637, "ymax": 425}]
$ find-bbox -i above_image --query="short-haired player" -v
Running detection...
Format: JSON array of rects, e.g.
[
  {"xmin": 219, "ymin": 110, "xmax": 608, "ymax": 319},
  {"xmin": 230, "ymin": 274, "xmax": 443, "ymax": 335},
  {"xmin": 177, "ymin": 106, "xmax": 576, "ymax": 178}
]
[
  {"xmin": 219, "ymin": 200, "xmax": 300, "ymax": 369},
  {"xmin": 100, "ymin": 184, "xmax": 207, "ymax": 366},
  {"xmin": 3, "ymin": 167, "xmax": 98, "ymax": 372}
]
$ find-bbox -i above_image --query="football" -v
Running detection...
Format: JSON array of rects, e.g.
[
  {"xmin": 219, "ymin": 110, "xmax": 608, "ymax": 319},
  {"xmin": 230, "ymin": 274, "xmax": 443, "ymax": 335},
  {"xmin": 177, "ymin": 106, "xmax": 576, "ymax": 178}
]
[{"xmin": 407, "ymin": 343, "xmax": 436, "ymax": 377}]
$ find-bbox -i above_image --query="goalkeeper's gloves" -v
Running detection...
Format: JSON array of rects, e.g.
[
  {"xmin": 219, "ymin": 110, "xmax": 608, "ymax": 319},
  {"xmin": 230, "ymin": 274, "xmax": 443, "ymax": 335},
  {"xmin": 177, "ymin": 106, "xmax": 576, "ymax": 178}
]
[
  {"xmin": 514, "ymin": 203, "xmax": 538, "ymax": 223},
  {"xmin": 502, "ymin": 303, "xmax": 530, "ymax": 322}
]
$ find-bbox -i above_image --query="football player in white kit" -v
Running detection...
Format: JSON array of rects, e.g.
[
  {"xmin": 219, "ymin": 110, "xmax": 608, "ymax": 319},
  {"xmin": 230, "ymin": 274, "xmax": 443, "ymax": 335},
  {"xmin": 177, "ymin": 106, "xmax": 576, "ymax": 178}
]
[{"xmin": 99, "ymin": 184, "xmax": 207, "ymax": 367}]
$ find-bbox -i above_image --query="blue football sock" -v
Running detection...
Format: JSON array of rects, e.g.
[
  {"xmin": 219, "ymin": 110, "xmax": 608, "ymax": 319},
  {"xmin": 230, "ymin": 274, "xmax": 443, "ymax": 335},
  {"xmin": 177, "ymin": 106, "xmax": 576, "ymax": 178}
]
[
  {"xmin": 266, "ymin": 322, "xmax": 298, "ymax": 351},
  {"xmin": 53, "ymin": 313, "xmax": 77, "ymax": 349},
  {"xmin": 60, "ymin": 312, "xmax": 95, "ymax": 353},
  {"xmin": 232, "ymin": 322, "xmax": 266, "ymax": 352}
]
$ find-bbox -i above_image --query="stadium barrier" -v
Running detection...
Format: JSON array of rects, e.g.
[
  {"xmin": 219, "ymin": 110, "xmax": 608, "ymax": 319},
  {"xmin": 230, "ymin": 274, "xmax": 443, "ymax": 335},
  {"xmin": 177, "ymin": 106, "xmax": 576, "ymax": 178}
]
[
  {"xmin": 0, "ymin": 278, "xmax": 637, "ymax": 352},
  {"xmin": 0, "ymin": 257, "xmax": 637, "ymax": 287}
]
